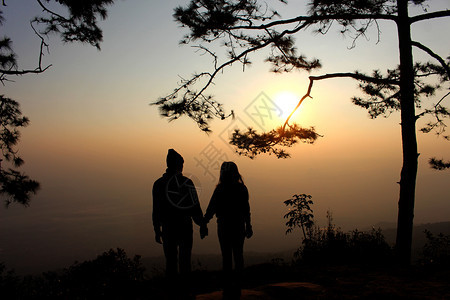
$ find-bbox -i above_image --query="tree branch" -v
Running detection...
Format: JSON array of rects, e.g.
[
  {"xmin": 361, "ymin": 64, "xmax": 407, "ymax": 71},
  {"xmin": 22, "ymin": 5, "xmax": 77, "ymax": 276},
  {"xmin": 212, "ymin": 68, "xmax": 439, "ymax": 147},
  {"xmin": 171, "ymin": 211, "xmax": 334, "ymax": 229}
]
[
  {"xmin": 412, "ymin": 41, "xmax": 450, "ymax": 78},
  {"xmin": 36, "ymin": 0, "xmax": 67, "ymax": 21},
  {"xmin": 308, "ymin": 72, "xmax": 400, "ymax": 85},
  {"xmin": 410, "ymin": 10, "xmax": 450, "ymax": 24},
  {"xmin": 187, "ymin": 21, "xmax": 311, "ymax": 108},
  {"xmin": 283, "ymin": 72, "xmax": 400, "ymax": 129},
  {"xmin": 0, "ymin": 64, "xmax": 51, "ymax": 75},
  {"xmin": 229, "ymin": 13, "xmax": 397, "ymax": 30}
]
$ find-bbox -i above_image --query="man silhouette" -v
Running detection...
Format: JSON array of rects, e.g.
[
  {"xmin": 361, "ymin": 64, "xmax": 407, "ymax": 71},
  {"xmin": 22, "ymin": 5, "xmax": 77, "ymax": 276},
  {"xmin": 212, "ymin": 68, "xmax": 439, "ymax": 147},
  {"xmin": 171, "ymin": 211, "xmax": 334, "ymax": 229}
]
[{"xmin": 152, "ymin": 149, "xmax": 207, "ymax": 277}]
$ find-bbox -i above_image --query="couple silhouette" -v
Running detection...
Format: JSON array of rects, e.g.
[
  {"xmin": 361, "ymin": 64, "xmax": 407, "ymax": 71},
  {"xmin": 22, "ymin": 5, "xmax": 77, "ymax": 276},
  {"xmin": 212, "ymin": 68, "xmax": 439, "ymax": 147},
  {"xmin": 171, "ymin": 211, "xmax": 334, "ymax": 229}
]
[{"xmin": 152, "ymin": 149, "xmax": 252, "ymax": 298}]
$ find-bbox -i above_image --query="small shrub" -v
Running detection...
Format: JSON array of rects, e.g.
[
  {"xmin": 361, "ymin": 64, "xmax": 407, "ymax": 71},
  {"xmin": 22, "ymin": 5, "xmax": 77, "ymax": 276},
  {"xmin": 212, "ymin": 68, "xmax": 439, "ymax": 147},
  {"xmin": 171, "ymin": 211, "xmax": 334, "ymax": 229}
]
[
  {"xmin": 0, "ymin": 262, "xmax": 21, "ymax": 299},
  {"xmin": 1, "ymin": 248, "xmax": 146, "ymax": 299},
  {"xmin": 420, "ymin": 230, "xmax": 450, "ymax": 266},
  {"xmin": 298, "ymin": 225, "xmax": 393, "ymax": 265},
  {"xmin": 59, "ymin": 248, "xmax": 145, "ymax": 298}
]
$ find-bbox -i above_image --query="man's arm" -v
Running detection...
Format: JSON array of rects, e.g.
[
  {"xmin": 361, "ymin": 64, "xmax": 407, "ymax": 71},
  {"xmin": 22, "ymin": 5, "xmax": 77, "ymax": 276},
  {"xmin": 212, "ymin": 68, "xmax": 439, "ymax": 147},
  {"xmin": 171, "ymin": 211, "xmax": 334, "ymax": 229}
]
[
  {"xmin": 187, "ymin": 179, "xmax": 208, "ymax": 239},
  {"xmin": 187, "ymin": 179, "xmax": 204, "ymax": 226}
]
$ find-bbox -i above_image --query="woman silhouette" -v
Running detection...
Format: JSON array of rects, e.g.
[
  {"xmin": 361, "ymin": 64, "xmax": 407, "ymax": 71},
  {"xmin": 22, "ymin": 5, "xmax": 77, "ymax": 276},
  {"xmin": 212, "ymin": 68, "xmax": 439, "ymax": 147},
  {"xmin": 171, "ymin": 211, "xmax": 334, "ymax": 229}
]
[{"xmin": 204, "ymin": 161, "xmax": 253, "ymax": 297}]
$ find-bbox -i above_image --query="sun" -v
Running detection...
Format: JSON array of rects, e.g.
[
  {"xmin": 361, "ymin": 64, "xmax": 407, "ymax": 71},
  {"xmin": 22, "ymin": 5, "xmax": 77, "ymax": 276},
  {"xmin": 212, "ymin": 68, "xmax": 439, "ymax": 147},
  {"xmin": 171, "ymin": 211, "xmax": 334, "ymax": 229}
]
[{"xmin": 273, "ymin": 91, "xmax": 300, "ymax": 120}]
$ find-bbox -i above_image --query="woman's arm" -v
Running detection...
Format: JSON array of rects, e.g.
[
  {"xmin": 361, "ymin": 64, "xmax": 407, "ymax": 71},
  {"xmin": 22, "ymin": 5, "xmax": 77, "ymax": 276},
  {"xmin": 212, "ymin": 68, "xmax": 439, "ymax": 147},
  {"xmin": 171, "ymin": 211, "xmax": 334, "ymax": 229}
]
[
  {"xmin": 242, "ymin": 185, "xmax": 253, "ymax": 238},
  {"xmin": 242, "ymin": 185, "xmax": 251, "ymax": 225},
  {"xmin": 204, "ymin": 186, "xmax": 219, "ymax": 223}
]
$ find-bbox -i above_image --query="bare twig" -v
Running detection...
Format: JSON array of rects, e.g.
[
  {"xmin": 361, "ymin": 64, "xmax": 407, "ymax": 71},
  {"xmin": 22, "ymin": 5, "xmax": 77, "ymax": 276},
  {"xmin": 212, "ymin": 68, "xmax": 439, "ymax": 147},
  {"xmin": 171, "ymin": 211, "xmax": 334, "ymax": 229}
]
[{"xmin": 36, "ymin": 0, "xmax": 67, "ymax": 21}]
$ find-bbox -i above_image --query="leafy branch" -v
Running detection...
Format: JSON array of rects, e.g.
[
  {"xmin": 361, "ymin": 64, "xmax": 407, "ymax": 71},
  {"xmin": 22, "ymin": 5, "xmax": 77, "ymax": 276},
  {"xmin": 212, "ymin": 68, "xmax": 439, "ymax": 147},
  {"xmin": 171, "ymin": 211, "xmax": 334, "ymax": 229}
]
[
  {"xmin": 230, "ymin": 124, "xmax": 319, "ymax": 159},
  {"xmin": 0, "ymin": 96, "xmax": 39, "ymax": 206},
  {"xmin": 284, "ymin": 194, "xmax": 314, "ymax": 241},
  {"xmin": 428, "ymin": 158, "xmax": 450, "ymax": 170},
  {"xmin": 1, "ymin": 0, "xmax": 114, "ymax": 84}
]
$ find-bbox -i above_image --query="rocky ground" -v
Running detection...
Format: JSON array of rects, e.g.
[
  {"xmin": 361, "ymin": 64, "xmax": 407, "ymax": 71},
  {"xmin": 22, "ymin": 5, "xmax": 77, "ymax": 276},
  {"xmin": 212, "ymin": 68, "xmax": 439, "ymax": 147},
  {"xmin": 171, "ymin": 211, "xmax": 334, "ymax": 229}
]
[{"xmin": 193, "ymin": 265, "xmax": 450, "ymax": 299}]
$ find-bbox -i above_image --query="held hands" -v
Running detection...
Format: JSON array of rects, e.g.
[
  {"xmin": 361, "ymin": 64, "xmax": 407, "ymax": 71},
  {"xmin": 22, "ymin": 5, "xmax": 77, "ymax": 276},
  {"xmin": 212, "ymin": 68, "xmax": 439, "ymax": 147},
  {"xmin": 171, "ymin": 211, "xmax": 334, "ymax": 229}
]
[
  {"xmin": 155, "ymin": 230, "xmax": 162, "ymax": 244},
  {"xmin": 200, "ymin": 224, "xmax": 208, "ymax": 239},
  {"xmin": 245, "ymin": 224, "xmax": 253, "ymax": 239}
]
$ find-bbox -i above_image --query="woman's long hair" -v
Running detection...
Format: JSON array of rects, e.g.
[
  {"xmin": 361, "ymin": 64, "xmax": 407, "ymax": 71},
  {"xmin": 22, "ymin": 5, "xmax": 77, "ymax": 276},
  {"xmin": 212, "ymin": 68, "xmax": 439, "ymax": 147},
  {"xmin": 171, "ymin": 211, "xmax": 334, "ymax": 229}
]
[{"xmin": 218, "ymin": 161, "xmax": 244, "ymax": 185}]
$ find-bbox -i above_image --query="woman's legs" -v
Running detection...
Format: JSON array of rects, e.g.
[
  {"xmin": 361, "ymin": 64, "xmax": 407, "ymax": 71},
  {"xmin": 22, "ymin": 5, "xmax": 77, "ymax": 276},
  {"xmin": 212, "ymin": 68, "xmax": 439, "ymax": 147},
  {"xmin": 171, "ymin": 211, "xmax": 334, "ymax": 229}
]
[
  {"xmin": 218, "ymin": 224, "xmax": 233, "ymax": 297},
  {"xmin": 232, "ymin": 234, "xmax": 245, "ymax": 272},
  {"xmin": 231, "ymin": 231, "xmax": 245, "ymax": 297},
  {"xmin": 218, "ymin": 223, "xmax": 245, "ymax": 298},
  {"xmin": 218, "ymin": 224, "xmax": 233, "ymax": 271}
]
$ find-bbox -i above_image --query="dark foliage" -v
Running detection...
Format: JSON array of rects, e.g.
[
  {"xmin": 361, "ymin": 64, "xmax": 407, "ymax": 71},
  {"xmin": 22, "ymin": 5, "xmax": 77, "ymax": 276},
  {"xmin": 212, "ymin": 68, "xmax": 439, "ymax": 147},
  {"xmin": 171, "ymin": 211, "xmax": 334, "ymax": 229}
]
[
  {"xmin": 0, "ymin": 169, "xmax": 40, "ymax": 207},
  {"xmin": 33, "ymin": 0, "xmax": 114, "ymax": 50},
  {"xmin": 351, "ymin": 60, "xmax": 449, "ymax": 124},
  {"xmin": 0, "ymin": 263, "xmax": 22, "ymax": 299},
  {"xmin": 428, "ymin": 157, "xmax": 450, "ymax": 170},
  {"xmin": 0, "ymin": 36, "xmax": 16, "ymax": 70},
  {"xmin": 230, "ymin": 124, "xmax": 319, "ymax": 158},
  {"xmin": 1, "ymin": 0, "xmax": 115, "ymax": 80},
  {"xmin": 173, "ymin": 0, "xmax": 284, "ymax": 43},
  {"xmin": 297, "ymin": 221, "xmax": 394, "ymax": 266},
  {"xmin": 299, "ymin": 226, "xmax": 394, "ymax": 266},
  {"xmin": 420, "ymin": 230, "xmax": 450, "ymax": 267},
  {"xmin": 284, "ymin": 194, "xmax": 314, "ymax": 240},
  {"xmin": 0, "ymin": 96, "xmax": 29, "ymax": 166},
  {"xmin": 153, "ymin": 81, "xmax": 231, "ymax": 132},
  {"xmin": 1, "ymin": 248, "xmax": 145, "ymax": 299},
  {"xmin": 0, "ymin": 96, "xmax": 39, "ymax": 207},
  {"xmin": 283, "ymin": 196, "xmax": 393, "ymax": 265},
  {"xmin": 53, "ymin": 248, "xmax": 145, "ymax": 298},
  {"xmin": 156, "ymin": 0, "xmax": 325, "ymax": 132}
]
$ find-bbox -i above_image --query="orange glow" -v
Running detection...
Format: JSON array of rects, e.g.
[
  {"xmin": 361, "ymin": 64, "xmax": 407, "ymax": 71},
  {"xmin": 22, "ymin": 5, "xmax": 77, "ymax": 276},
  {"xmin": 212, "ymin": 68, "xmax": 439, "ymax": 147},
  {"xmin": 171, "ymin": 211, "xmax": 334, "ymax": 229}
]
[{"xmin": 273, "ymin": 91, "xmax": 300, "ymax": 120}]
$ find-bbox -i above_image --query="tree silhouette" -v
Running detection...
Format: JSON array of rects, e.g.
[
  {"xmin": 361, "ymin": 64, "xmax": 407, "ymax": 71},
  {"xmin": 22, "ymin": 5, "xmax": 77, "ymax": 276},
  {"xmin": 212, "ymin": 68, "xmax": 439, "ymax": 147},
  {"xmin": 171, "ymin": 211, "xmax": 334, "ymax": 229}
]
[
  {"xmin": 0, "ymin": 96, "xmax": 39, "ymax": 207},
  {"xmin": 0, "ymin": 0, "xmax": 115, "ymax": 206},
  {"xmin": 156, "ymin": 0, "xmax": 450, "ymax": 265}
]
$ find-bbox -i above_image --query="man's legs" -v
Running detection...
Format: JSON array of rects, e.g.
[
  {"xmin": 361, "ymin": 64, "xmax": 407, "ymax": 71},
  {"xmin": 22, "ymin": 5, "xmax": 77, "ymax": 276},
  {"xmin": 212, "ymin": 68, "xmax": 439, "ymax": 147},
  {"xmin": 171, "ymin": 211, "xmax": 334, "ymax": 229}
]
[
  {"xmin": 162, "ymin": 226, "xmax": 178, "ymax": 277},
  {"xmin": 179, "ymin": 229, "xmax": 193, "ymax": 275}
]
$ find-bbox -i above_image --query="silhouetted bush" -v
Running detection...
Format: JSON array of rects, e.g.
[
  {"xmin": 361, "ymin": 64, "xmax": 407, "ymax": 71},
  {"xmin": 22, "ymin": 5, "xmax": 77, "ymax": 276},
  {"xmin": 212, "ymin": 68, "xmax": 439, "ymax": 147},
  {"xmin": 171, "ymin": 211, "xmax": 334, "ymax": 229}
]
[
  {"xmin": 0, "ymin": 262, "xmax": 21, "ymax": 299},
  {"xmin": 420, "ymin": 230, "xmax": 450, "ymax": 267},
  {"xmin": 2, "ymin": 248, "xmax": 145, "ymax": 299},
  {"xmin": 61, "ymin": 248, "xmax": 144, "ymax": 298},
  {"xmin": 284, "ymin": 195, "xmax": 394, "ymax": 266},
  {"xmin": 292, "ymin": 210, "xmax": 394, "ymax": 266},
  {"xmin": 298, "ymin": 226, "xmax": 393, "ymax": 265}
]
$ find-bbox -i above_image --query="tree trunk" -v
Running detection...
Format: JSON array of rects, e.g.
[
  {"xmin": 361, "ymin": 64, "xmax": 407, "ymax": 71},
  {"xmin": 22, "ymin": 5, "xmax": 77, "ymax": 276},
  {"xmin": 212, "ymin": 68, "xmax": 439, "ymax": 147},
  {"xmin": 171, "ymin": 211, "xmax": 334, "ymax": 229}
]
[{"xmin": 395, "ymin": 0, "xmax": 418, "ymax": 266}]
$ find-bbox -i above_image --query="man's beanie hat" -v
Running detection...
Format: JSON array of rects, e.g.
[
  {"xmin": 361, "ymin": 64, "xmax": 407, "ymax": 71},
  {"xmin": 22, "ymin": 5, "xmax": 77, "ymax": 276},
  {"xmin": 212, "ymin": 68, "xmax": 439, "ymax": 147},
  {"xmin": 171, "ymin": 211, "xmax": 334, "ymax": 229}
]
[{"xmin": 166, "ymin": 149, "xmax": 184, "ymax": 168}]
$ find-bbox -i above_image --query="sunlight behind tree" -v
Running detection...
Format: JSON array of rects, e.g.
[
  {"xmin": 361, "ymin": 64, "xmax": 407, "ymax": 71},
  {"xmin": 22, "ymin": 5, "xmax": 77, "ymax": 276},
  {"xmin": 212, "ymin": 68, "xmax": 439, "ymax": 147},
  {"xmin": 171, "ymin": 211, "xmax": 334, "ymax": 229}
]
[{"xmin": 273, "ymin": 91, "xmax": 300, "ymax": 119}]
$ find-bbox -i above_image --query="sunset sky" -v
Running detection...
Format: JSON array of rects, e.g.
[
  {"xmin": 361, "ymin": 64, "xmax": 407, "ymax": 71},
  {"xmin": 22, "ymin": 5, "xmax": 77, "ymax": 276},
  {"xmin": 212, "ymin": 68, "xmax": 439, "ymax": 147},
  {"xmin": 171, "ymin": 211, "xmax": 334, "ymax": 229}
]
[{"xmin": 1, "ymin": 0, "xmax": 449, "ymax": 274}]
